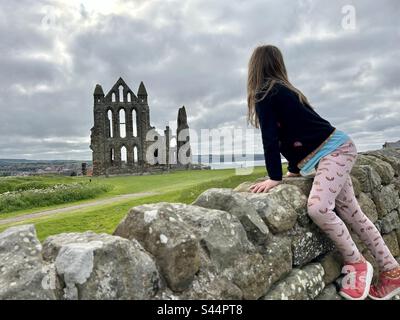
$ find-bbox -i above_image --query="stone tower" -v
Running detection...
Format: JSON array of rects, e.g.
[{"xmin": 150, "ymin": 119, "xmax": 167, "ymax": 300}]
[{"xmin": 176, "ymin": 106, "xmax": 192, "ymax": 167}]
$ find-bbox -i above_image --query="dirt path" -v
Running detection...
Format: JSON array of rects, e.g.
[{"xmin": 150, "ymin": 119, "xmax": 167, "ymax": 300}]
[{"xmin": 0, "ymin": 192, "xmax": 158, "ymax": 226}]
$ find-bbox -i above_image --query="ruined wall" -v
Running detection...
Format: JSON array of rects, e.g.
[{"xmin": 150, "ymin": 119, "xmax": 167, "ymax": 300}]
[
  {"xmin": 1, "ymin": 147, "xmax": 400, "ymax": 300},
  {"xmin": 90, "ymin": 78, "xmax": 194, "ymax": 176},
  {"xmin": 90, "ymin": 78, "xmax": 151, "ymax": 175}
]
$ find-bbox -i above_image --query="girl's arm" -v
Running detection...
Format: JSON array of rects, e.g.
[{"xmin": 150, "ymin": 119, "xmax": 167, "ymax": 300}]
[
  {"xmin": 255, "ymin": 96, "xmax": 283, "ymax": 181},
  {"xmin": 287, "ymin": 161, "xmax": 301, "ymax": 175},
  {"xmin": 286, "ymin": 171, "xmax": 301, "ymax": 177}
]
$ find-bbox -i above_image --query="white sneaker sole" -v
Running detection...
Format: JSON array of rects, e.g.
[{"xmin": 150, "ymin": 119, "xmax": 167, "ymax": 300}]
[
  {"xmin": 339, "ymin": 261, "xmax": 374, "ymax": 300},
  {"xmin": 368, "ymin": 287, "xmax": 400, "ymax": 300}
]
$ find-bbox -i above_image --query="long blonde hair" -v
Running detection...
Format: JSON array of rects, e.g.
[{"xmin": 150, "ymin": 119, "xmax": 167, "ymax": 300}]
[{"xmin": 247, "ymin": 45, "xmax": 313, "ymax": 128}]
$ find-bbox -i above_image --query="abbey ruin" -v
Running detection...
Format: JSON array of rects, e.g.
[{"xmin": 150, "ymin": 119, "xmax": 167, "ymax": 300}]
[{"xmin": 90, "ymin": 78, "xmax": 193, "ymax": 176}]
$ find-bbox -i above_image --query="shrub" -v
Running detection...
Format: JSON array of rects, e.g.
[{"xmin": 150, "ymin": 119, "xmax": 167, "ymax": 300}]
[
  {"xmin": 0, "ymin": 177, "xmax": 54, "ymax": 193},
  {"xmin": 14, "ymin": 181, "xmax": 49, "ymax": 191},
  {"xmin": 0, "ymin": 182, "xmax": 113, "ymax": 213}
]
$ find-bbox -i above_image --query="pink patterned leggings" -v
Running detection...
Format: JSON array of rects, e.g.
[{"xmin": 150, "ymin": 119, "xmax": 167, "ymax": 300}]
[{"xmin": 307, "ymin": 138, "xmax": 399, "ymax": 271}]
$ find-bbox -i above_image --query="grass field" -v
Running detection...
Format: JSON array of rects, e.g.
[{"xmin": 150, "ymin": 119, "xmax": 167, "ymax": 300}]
[{"xmin": 0, "ymin": 165, "xmax": 289, "ymax": 241}]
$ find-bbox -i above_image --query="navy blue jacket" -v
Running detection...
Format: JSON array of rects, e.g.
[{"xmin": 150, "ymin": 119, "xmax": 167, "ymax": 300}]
[{"xmin": 255, "ymin": 82, "xmax": 336, "ymax": 181}]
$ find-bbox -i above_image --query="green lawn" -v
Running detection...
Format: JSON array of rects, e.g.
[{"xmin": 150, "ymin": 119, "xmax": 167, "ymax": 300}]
[
  {"xmin": 0, "ymin": 165, "xmax": 289, "ymax": 241},
  {"xmin": 0, "ymin": 168, "xmax": 266, "ymax": 219},
  {"xmin": 91, "ymin": 168, "xmax": 255, "ymax": 195}
]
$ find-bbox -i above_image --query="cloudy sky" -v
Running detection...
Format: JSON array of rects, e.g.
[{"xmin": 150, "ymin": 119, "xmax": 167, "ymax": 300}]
[{"xmin": 0, "ymin": 0, "xmax": 399, "ymax": 160}]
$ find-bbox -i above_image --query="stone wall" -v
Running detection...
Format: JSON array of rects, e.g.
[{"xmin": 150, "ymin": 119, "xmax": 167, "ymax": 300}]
[{"xmin": 1, "ymin": 147, "xmax": 400, "ymax": 300}]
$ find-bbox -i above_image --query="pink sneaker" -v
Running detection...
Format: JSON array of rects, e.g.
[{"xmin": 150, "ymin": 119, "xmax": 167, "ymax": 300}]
[
  {"xmin": 339, "ymin": 259, "xmax": 373, "ymax": 300},
  {"xmin": 368, "ymin": 267, "xmax": 400, "ymax": 300}
]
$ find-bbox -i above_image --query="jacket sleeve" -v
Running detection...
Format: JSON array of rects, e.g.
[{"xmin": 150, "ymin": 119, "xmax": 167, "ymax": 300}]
[
  {"xmin": 287, "ymin": 161, "xmax": 300, "ymax": 174},
  {"xmin": 255, "ymin": 96, "xmax": 283, "ymax": 181}
]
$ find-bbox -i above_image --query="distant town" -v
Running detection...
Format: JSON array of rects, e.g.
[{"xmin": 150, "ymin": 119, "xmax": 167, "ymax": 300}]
[
  {"xmin": 0, "ymin": 154, "xmax": 271, "ymax": 177},
  {"xmin": 3, "ymin": 140, "xmax": 399, "ymax": 177},
  {"xmin": 0, "ymin": 159, "xmax": 92, "ymax": 177}
]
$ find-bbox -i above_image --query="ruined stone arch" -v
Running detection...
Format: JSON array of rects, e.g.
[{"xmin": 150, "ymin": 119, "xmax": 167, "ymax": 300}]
[
  {"xmin": 118, "ymin": 85, "xmax": 124, "ymax": 102},
  {"xmin": 132, "ymin": 107, "xmax": 138, "ymax": 137},
  {"xmin": 133, "ymin": 145, "xmax": 139, "ymax": 164},
  {"xmin": 110, "ymin": 147, "xmax": 115, "ymax": 165},
  {"xmin": 169, "ymin": 136, "xmax": 177, "ymax": 163},
  {"xmin": 120, "ymin": 145, "xmax": 127, "ymax": 165},
  {"xmin": 106, "ymin": 108, "xmax": 114, "ymax": 138},
  {"xmin": 118, "ymin": 107, "xmax": 126, "ymax": 138}
]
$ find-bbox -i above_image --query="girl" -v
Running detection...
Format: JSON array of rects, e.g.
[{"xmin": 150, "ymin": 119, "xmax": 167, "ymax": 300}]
[{"xmin": 247, "ymin": 45, "xmax": 400, "ymax": 300}]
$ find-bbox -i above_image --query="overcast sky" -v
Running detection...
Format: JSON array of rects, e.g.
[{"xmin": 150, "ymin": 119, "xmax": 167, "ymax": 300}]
[{"xmin": 0, "ymin": 0, "xmax": 399, "ymax": 160}]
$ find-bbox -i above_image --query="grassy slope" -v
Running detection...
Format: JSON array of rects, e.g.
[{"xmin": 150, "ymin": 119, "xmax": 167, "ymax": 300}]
[
  {"xmin": 0, "ymin": 175, "xmax": 77, "ymax": 192},
  {"xmin": 0, "ymin": 169, "xmax": 250, "ymax": 219},
  {"xmin": 0, "ymin": 165, "xmax": 289, "ymax": 241}
]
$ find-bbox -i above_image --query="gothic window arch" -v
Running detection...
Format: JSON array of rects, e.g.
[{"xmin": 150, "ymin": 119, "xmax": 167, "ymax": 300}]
[
  {"xmin": 110, "ymin": 147, "xmax": 115, "ymax": 165},
  {"xmin": 119, "ymin": 108, "xmax": 126, "ymax": 138},
  {"xmin": 118, "ymin": 85, "xmax": 124, "ymax": 102},
  {"xmin": 170, "ymin": 137, "xmax": 177, "ymax": 162},
  {"xmin": 132, "ymin": 109, "xmax": 137, "ymax": 137},
  {"xmin": 133, "ymin": 145, "xmax": 138, "ymax": 163},
  {"xmin": 107, "ymin": 110, "xmax": 113, "ymax": 138},
  {"xmin": 121, "ymin": 145, "xmax": 127, "ymax": 165}
]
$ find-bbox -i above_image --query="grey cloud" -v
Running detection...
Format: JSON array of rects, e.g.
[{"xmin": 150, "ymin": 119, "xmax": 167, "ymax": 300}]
[{"xmin": 0, "ymin": 0, "xmax": 399, "ymax": 160}]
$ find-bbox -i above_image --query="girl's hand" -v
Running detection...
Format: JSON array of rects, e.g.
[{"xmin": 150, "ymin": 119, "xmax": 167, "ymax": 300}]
[
  {"xmin": 250, "ymin": 179, "xmax": 281, "ymax": 193},
  {"xmin": 286, "ymin": 171, "xmax": 301, "ymax": 177}
]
